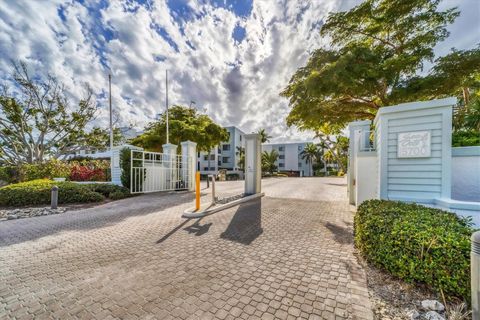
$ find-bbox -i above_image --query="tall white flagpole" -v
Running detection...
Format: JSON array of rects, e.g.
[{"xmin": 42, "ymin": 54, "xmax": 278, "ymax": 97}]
[
  {"xmin": 109, "ymin": 74, "xmax": 113, "ymax": 150},
  {"xmin": 166, "ymin": 70, "xmax": 169, "ymax": 144}
]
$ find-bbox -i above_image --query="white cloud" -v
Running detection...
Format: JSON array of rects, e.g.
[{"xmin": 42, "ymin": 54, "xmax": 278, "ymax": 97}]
[{"xmin": 0, "ymin": 0, "xmax": 478, "ymax": 143}]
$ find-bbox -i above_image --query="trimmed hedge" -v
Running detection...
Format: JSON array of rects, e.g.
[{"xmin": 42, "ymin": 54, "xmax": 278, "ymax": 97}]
[
  {"xmin": 355, "ymin": 200, "xmax": 475, "ymax": 300},
  {"xmin": 0, "ymin": 180, "xmax": 132, "ymax": 207}
]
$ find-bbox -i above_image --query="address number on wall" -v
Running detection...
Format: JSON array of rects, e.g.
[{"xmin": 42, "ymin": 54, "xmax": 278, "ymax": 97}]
[{"xmin": 397, "ymin": 131, "xmax": 431, "ymax": 158}]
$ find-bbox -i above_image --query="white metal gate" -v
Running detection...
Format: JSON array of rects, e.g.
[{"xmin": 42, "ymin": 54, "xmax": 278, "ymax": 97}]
[{"xmin": 130, "ymin": 150, "xmax": 192, "ymax": 193}]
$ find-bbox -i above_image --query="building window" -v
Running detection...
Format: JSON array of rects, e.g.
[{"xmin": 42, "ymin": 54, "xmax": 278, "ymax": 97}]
[
  {"xmin": 279, "ymin": 146, "xmax": 284, "ymax": 152},
  {"xmin": 203, "ymin": 167, "xmax": 209, "ymax": 171},
  {"xmin": 210, "ymin": 154, "xmax": 215, "ymax": 160},
  {"xmin": 222, "ymin": 157, "xmax": 230, "ymax": 163},
  {"xmin": 298, "ymin": 145, "xmax": 302, "ymax": 151},
  {"xmin": 218, "ymin": 160, "xmax": 221, "ymax": 165},
  {"xmin": 279, "ymin": 155, "xmax": 285, "ymax": 159},
  {"xmin": 298, "ymin": 162, "xmax": 302, "ymax": 167},
  {"xmin": 197, "ymin": 152, "xmax": 200, "ymax": 157},
  {"xmin": 203, "ymin": 155, "xmax": 208, "ymax": 161},
  {"xmin": 222, "ymin": 144, "xmax": 230, "ymax": 151},
  {"xmin": 239, "ymin": 135, "xmax": 242, "ymax": 141},
  {"xmin": 279, "ymin": 163, "xmax": 285, "ymax": 168},
  {"xmin": 209, "ymin": 167, "xmax": 215, "ymax": 171}
]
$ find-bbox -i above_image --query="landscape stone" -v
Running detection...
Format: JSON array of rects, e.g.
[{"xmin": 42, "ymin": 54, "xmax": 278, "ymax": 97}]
[{"xmin": 421, "ymin": 300, "xmax": 445, "ymax": 312}]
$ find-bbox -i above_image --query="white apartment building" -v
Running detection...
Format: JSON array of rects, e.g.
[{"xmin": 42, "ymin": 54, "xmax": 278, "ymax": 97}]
[
  {"xmin": 262, "ymin": 142, "xmax": 314, "ymax": 177},
  {"xmin": 197, "ymin": 126, "xmax": 245, "ymax": 175}
]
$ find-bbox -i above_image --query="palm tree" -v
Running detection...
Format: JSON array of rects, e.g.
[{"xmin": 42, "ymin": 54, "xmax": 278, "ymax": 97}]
[
  {"xmin": 257, "ymin": 129, "xmax": 272, "ymax": 143},
  {"xmin": 236, "ymin": 146, "xmax": 245, "ymax": 171},
  {"xmin": 261, "ymin": 150, "xmax": 278, "ymax": 174},
  {"xmin": 300, "ymin": 143, "xmax": 318, "ymax": 176}
]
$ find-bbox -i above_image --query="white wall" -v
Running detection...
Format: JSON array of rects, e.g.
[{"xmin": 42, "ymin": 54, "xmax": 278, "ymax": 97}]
[
  {"xmin": 452, "ymin": 147, "xmax": 480, "ymax": 202},
  {"xmin": 355, "ymin": 152, "xmax": 378, "ymax": 206}
]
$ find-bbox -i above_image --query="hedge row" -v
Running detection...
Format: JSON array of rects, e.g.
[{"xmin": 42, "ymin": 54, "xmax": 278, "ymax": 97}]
[
  {"xmin": 354, "ymin": 200, "xmax": 475, "ymax": 300},
  {"xmin": 0, "ymin": 179, "xmax": 132, "ymax": 207}
]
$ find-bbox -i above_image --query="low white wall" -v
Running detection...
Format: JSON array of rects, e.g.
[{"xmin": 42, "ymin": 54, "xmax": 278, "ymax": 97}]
[
  {"xmin": 452, "ymin": 147, "xmax": 480, "ymax": 202},
  {"xmin": 355, "ymin": 152, "xmax": 378, "ymax": 206}
]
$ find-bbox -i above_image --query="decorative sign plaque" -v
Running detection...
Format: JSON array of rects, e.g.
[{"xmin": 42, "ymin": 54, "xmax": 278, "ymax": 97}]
[{"xmin": 397, "ymin": 131, "xmax": 431, "ymax": 158}]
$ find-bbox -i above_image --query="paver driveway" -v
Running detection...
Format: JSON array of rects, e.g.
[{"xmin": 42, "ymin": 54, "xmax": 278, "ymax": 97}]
[{"xmin": 0, "ymin": 177, "xmax": 372, "ymax": 320}]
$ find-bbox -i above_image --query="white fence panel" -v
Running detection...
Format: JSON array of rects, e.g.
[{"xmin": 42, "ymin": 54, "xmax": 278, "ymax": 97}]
[{"xmin": 131, "ymin": 150, "xmax": 191, "ymax": 193}]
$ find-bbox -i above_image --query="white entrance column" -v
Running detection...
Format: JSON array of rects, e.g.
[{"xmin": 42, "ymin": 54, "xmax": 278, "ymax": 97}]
[
  {"xmin": 244, "ymin": 134, "xmax": 262, "ymax": 195},
  {"xmin": 163, "ymin": 143, "xmax": 178, "ymax": 189},
  {"xmin": 347, "ymin": 120, "xmax": 371, "ymax": 205},
  {"xmin": 181, "ymin": 141, "xmax": 197, "ymax": 191}
]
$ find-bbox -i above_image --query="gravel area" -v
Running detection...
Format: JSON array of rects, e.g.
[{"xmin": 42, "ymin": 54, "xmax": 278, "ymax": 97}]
[{"xmin": 0, "ymin": 207, "xmax": 67, "ymax": 221}]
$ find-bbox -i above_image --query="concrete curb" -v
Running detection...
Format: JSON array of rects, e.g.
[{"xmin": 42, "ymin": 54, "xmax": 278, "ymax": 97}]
[{"xmin": 182, "ymin": 193, "xmax": 265, "ymax": 218}]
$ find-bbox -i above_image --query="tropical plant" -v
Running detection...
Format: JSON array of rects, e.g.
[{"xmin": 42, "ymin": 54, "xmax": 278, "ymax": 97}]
[
  {"xmin": 132, "ymin": 105, "xmax": 229, "ymax": 153},
  {"xmin": 261, "ymin": 150, "xmax": 279, "ymax": 174},
  {"xmin": 236, "ymin": 146, "xmax": 245, "ymax": 171},
  {"xmin": 0, "ymin": 62, "xmax": 119, "ymax": 165},
  {"xmin": 300, "ymin": 143, "xmax": 319, "ymax": 175},
  {"xmin": 257, "ymin": 129, "xmax": 272, "ymax": 143}
]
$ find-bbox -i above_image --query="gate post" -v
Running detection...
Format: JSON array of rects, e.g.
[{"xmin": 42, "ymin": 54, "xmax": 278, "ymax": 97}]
[
  {"xmin": 244, "ymin": 134, "xmax": 261, "ymax": 195},
  {"xmin": 162, "ymin": 143, "xmax": 178, "ymax": 189},
  {"xmin": 181, "ymin": 141, "xmax": 197, "ymax": 191},
  {"xmin": 347, "ymin": 120, "xmax": 371, "ymax": 205}
]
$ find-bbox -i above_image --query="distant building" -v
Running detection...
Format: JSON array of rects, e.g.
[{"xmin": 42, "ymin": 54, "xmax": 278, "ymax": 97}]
[
  {"xmin": 262, "ymin": 142, "xmax": 314, "ymax": 177},
  {"xmin": 197, "ymin": 126, "xmax": 245, "ymax": 175}
]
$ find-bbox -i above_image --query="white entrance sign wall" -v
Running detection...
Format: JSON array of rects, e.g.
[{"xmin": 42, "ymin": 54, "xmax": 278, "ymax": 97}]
[
  {"xmin": 244, "ymin": 134, "xmax": 261, "ymax": 195},
  {"xmin": 397, "ymin": 131, "xmax": 431, "ymax": 158},
  {"xmin": 374, "ymin": 97, "xmax": 455, "ymax": 202},
  {"xmin": 348, "ymin": 97, "xmax": 480, "ymax": 227}
]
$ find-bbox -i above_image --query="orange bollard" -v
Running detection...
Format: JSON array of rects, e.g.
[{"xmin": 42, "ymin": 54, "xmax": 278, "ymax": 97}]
[{"xmin": 195, "ymin": 172, "xmax": 200, "ymax": 211}]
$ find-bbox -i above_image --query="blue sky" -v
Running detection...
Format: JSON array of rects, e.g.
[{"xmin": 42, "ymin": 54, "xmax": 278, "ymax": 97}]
[{"xmin": 0, "ymin": 0, "xmax": 478, "ymax": 142}]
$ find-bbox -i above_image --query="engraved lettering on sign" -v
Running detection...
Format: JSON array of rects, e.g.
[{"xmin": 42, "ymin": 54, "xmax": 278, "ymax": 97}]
[{"xmin": 397, "ymin": 131, "xmax": 431, "ymax": 158}]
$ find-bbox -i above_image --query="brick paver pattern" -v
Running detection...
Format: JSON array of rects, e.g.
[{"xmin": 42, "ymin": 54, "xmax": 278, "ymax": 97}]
[{"xmin": 0, "ymin": 178, "xmax": 372, "ymax": 319}]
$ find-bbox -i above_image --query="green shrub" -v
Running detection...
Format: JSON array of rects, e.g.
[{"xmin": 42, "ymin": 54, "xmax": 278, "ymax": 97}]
[
  {"xmin": 120, "ymin": 148, "xmax": 131, "ymax": 188},
  {"xmin": 108, "ymin": 191, "xmax": 128, "ymax": 200},
  {"xmin": 355, "ymin": 200, "xmax": 475, "ymax": 300},
  {"xmin": 87, "ymin": 184, "xmax": 131, "ymax": 198},
  {"xmin": 452, "ymin": 129, "xmax": 480, "ymax": 147},
  {"xmin": 0, "ymin": 179, "xmax": 104, "ymax": 206}
]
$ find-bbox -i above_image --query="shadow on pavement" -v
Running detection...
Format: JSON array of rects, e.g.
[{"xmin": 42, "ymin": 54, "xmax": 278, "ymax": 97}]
[
  {"xmin": 0, "ymin": 191, "xmax": 195, "ymax": 248},
  {"xmin": 324, "ymin": 222, "xmax": 353, "ymax": 245},
  {"xmin": 220, "ymin": 198, "xmax": 263, "ymax": 245},
  {"xmin": 184, "ymin": 219, "xmax": 212, "ymax": 236}
]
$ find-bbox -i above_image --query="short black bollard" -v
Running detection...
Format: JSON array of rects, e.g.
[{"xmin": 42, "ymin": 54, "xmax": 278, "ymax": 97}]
[
  {"xmin": 472, "ymin": 231, "xmax": 480, "ymax": 320},
  {"xmin": 51, "ymin": 185, "xmax": 58, "ymax": 209}
]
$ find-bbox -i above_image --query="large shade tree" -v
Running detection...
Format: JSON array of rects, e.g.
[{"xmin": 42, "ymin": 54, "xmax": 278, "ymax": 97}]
[
  {"xmin": 132, "ymin": 105, "xmax": 229, "ymax": 153},
  {"xmin": 0, "ymin": 63, "xmax": 116, "ymax": 165},
  {"xmin": 281, "ymin": 0, "xmax": 478, "ymax": 132}
]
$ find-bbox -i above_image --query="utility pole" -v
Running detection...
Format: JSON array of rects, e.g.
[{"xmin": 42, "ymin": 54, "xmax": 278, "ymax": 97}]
[
  {"xmin": 166, "ymin": 70, "xmax": 169, "ymax": 144},
  {"xmin": 108, "ymin": 74, "xmax": 113, "ymax": 150}
]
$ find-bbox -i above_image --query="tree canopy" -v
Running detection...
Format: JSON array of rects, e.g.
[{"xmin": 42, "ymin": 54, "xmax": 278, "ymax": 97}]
[
  {"xmin": 131, "ymin": 105, "xmax": 229, "ymax": 153},
  {"xmin": 0, "ymin": 63, "xmax": 116, "ymax": 165},
  {"xmin": 281, "ymin": 0, "xmax": 479, "ymax": 130}
]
